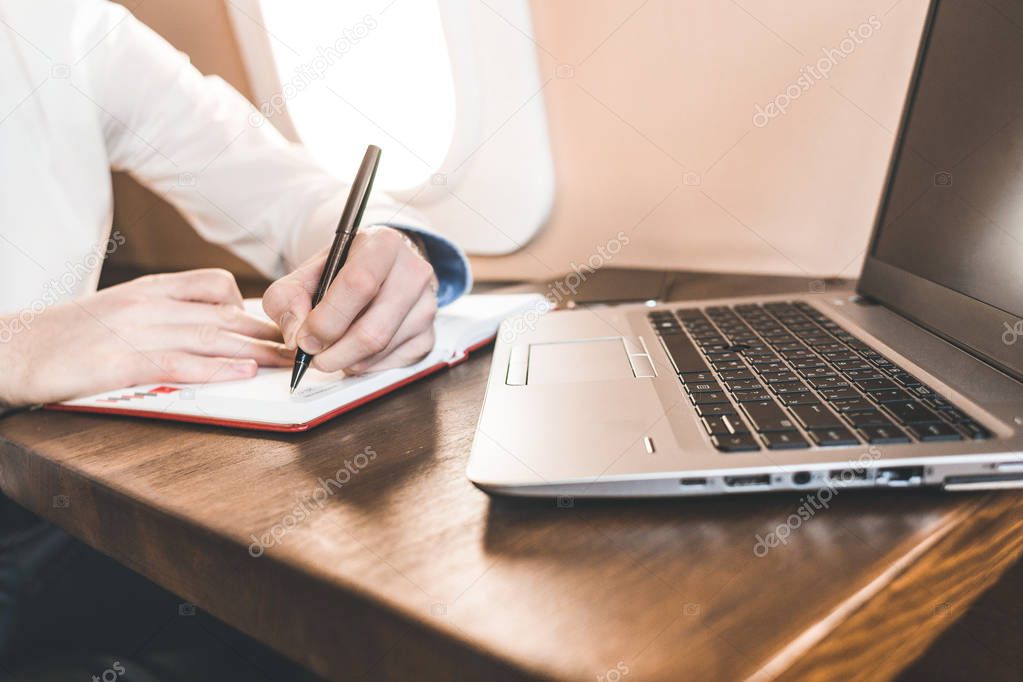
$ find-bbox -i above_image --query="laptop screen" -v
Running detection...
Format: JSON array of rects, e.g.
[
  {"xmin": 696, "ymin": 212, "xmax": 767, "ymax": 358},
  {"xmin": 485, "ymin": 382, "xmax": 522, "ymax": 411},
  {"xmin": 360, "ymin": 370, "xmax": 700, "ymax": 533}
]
[{"xmin": 870, "ymin": 0, "xmax": 1023, "ymax": 319}]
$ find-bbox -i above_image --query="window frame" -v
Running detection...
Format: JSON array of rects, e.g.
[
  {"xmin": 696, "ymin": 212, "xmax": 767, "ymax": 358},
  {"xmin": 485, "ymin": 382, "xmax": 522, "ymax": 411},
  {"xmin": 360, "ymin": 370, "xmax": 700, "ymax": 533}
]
[{"xmin": 226, "ymin": 0, "xmax": 553, "ymax": 255}]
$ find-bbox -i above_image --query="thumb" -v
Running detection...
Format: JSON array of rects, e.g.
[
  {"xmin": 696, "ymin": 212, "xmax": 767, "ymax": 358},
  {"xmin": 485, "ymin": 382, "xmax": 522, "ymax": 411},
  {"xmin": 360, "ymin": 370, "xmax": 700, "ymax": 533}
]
[{"xmin": 263, "ymin": 251, "xmax": 327, "ymax": 349}]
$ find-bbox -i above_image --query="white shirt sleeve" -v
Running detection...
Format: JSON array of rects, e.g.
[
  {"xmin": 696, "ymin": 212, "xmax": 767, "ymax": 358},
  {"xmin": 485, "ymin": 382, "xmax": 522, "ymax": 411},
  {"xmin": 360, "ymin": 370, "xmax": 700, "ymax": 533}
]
[{"xmin": 77, "ymin": 1, "xmax": 431, "ymax": 279}]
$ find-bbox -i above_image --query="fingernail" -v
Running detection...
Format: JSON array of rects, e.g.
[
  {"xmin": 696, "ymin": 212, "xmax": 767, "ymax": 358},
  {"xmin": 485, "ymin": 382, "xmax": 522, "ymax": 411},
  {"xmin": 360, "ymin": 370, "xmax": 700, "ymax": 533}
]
[
  {"xmin": 280, "ymin": 312, "xmax": 299, "ymax": 348},
  {"xmin": 298, "ymin": 335, "xmax": 323, "ymax": 354},
  {"xmin": 229, "ymin": 358, "xmax": 257, "ymax": 374}
]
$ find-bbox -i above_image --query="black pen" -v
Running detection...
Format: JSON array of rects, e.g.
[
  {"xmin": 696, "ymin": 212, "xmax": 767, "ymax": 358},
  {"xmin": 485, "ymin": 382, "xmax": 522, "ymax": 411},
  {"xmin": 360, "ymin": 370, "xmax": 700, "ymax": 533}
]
[{"xmin": 290, "ymin": 144, "xmax": 382, "ymax": 394}]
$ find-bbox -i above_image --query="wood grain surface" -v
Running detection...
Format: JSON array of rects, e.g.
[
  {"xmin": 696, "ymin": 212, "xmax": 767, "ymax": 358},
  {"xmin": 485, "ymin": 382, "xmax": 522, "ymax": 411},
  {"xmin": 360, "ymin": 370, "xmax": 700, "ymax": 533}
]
[{"xmin": 1, "ymin": 271, "xmax": 1021, "ymax": 681}]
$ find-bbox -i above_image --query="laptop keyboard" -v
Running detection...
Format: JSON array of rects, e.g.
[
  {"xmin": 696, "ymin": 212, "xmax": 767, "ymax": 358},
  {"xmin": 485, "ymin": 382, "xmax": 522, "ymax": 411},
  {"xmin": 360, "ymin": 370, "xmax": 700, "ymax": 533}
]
[{"xmin": 648, "ymin": 301, "xmax": 992, "ymax": 452}]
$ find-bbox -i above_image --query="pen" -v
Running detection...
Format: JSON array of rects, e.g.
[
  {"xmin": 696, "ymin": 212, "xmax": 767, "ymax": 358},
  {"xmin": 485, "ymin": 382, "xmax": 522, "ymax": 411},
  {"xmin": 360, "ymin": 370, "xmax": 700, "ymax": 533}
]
[{"xmin": 290, "ymin": 144, "xmax": 382, "ymax": 394}]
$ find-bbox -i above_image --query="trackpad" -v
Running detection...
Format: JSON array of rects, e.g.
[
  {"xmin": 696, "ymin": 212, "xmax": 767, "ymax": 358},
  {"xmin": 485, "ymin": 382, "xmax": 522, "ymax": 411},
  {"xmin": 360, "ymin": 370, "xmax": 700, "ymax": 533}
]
[{"xmin": 527, "ymin": 339, "xmax": 635, "ymax": 385}]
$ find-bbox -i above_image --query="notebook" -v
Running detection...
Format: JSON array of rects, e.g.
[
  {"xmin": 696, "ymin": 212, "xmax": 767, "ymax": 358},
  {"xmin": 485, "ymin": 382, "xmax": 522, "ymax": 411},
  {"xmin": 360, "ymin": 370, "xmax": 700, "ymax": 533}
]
[{"xmin": 50, "ymin": 294, "xmax": 546, "ymax": 432}]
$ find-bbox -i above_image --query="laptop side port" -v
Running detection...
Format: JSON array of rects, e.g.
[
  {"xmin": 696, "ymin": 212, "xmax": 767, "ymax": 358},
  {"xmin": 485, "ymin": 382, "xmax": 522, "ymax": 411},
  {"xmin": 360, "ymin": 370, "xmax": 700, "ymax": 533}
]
[
  {"xmin": 827, "ymin": 468, "xmax": 872, "ymax": 485},
  {"xmin": 679, "ymin": 477, "xmax": 708, "ymax": 487},
  {"xmin": 723, "ymin": 474, "xmax": 771, "ymax": 488},
  {"xmin": 944, "ymin": 474, "xmax": 1023, "ymax": 491},
  {"xmin": 876, "ymin": 466, "xmax": 924, "ymax": 487}
]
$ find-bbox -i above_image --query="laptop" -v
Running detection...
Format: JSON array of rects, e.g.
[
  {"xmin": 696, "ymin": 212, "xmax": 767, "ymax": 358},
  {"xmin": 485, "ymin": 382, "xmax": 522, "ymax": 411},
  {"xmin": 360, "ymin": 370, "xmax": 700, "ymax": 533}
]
[{"xmin": 467, "ymin": 0, "xmax": 1023, "ymax": 497}]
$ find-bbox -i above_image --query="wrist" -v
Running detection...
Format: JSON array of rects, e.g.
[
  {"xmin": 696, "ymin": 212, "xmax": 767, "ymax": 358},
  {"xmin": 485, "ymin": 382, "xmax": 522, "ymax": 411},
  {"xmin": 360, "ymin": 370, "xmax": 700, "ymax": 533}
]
[
  {"xmin": 402, "ymin": 231, "xmax": 428, "ymax": 260},
  {"xmin": 0, "ymin": 314, "xmax": 31, "ymax": 408}
]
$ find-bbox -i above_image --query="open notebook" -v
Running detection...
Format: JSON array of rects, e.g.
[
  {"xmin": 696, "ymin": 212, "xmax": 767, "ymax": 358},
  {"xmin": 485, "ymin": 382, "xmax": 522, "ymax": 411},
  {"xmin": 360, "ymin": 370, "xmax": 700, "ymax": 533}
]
[{"xmin": 51, "ymin": 294, "xmax": 545, "ymax": 432}]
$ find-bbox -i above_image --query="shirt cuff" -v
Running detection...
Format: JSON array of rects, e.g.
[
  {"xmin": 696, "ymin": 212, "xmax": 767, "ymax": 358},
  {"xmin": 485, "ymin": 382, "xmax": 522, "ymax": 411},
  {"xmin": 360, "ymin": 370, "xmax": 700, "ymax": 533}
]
[{"xmin": 379, "ymin": 223, "xmax": 473, "ymax": 307}]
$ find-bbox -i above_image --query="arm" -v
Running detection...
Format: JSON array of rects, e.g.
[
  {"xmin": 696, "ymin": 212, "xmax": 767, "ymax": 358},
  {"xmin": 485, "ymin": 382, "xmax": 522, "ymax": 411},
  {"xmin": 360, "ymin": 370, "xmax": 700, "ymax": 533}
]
[{"xmin": 79, "ymin": 1, "xmax": 470, "ymax": 295}]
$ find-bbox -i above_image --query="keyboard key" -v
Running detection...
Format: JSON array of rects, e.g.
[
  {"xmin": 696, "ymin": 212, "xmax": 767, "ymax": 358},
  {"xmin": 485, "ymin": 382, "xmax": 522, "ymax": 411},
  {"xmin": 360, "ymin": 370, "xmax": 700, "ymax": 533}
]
[
  {"xmin": 751, "ymin": 361, "xmax": 787, "ymax": 374},
  {"xmin": 725, "ymin": 379, "xmax": 762, "ymax": 393},
  {"xmin": 960, "ymin": 420, "xmax": 992, "ymax": 440},
  {"xmin": 908, "ymin": 384, "xmax": 938, "ymax": 399},
  {"xmin": 659, "ymin": 334, "xmax": 708, "ymax": 373},
  {"xmin": 732, "ymin": 390, "xmax": 773, "ymax": 403},
  {"xmin": 807, "ymin": 377, "xmax": 852, "ymax": 390},
  {"xmin": 772, "ymin": 383, "xmax": 810, "ymax": 396},
  {"xmin": 859, "ymin": 425, "xmax": 910, "ymax": 444},
  {"xmin": 869, "ymin": 389, "xmax": 914, "ymax": 404},
  {"xmin": 680, "ymin": 371, "xmax": 715, "ymax": 384},
  {"xmin": 703, "ymin": 414, "xmax": 750, "ymax": 436},
  {"xmin": 741, "ymin": 401, "xmax": 798, "ymax": 432},
  {"xmin": 686, "ymin": 381, "xmax": 723, "ymax": 394},
  {"xmin": 780, "ymin": 392, "xmax": 823, "ymax": 407},
  {"xmin": 799, "ymin": 367, "xmax": 837, "ymax": 379},
  {"xmin": 844, "ymin": 369, "xmax": 886, "ymax": 381},
  {"xmin": 885, "ymin": 400, "xmax": 941, "ymax": 425},
  {"xmin": 807, "ymin": 427, "xmax": 859, "ymax": 447},
  {"xmin": 691, "ymin": 391, "xmax": 729, "ymax": 405},
  {"xmin": 822, "ymin": 351, "xmax": 859, "ymax": 362},
  {"xmin": 712, "ymin": 359, "xmax": 746, "ymax": 371},
  {"xmin": 830, "ymin": 397, "xmax": 875, "ymax": 413},
  {"xmin": 936, "ymin": 406, "xmax": 968, "ymax": 423},
  {"xmin": 761, "ymin": 371, "xmax": 801, "ymax": 385},
  {"xmin": 801, "ymin": 338, "xmax": 839, "ymax": 350},
  {"xmin": 711, "ymin": 432, "xmax": 761, "ymax": 452},
  {"xmin": 781, "ymin": 349, "xmax": 819, "ymax": 361},
  {"xmin": 856, "ymin": 378, "xmax": 898, "ymax": 392},
  {"xmin": 832, "ymin": 360, "xmax": 873, "ymax": 372},
  {"xmin": 696, "ymin": 403, "xmax": 737, "ymax": 418},
  {"xmin": 791, "ymin": 404, "xmax": 842, "ymax": 430},
  {"xmin": 762, "ymin": 430, "xmax": 809, "ymax": 450},
  {"xmin": 821, "ymin": 388, "xmax": 860, "ymax": 401},
  {"xmin": 890, "ymin": 372, "xmax": 922, "ymax": 387},
  {"xmin": 846, "ymin": 410, "xmax": 896, "ymax": 428},
  {"xmin": 719, "ymin": 369, "xmax": 756, "ymax": 381},
  {"xmin": 906, "ymin": 422, "xmax": 962, "ymax": 442},
  {"xmin": 791, "ymin": 358, "xmax": 826, "ymax": 369},
  {"xmin": 676, "ymin": 308, "xmax": 705, "ymax": 321}
]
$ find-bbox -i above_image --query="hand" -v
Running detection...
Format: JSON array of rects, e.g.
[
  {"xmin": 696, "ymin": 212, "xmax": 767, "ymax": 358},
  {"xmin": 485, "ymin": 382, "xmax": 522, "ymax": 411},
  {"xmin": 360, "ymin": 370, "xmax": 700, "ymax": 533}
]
[
  {"xmin": 0, "ymin": 269, "xmax": 292, "ymax": 407},
  {"xmin": 262, "ymin": 226, "xmax": 439, "ymax": 375}
]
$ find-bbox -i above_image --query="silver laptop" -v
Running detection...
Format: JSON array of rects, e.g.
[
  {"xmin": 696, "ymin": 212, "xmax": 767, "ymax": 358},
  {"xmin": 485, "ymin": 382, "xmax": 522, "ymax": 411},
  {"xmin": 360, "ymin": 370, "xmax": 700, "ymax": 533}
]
[{"xmin": 468, "ymin": 0, "xmax": 1023, "ymax": 497}]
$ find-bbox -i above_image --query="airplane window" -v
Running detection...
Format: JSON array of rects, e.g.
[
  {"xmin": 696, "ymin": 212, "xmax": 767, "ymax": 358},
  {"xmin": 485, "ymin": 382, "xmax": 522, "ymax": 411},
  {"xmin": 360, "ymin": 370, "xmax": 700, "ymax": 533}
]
[{"xmin": 256, "ymin": 0, "xmax": 456, "ymax": 191}]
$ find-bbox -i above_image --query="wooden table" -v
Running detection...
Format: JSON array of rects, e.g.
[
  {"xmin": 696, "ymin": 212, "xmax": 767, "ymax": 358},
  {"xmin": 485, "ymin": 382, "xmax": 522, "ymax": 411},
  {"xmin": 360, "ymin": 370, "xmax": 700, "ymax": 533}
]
[{"xmin": 2, "ymin": 271, "xmax": 1022, "ymax": 681}]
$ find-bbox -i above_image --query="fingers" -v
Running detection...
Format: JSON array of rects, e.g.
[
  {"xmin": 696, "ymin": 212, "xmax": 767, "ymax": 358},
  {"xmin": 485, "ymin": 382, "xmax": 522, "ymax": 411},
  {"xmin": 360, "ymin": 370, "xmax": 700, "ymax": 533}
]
[
  {"xmin": 296, "ymin": 227, "xmax": 410, "ymax": 354},
  {"xmin": 135, "ymin": 325, "xmax": 293, "ymax": 367},
  {"xmin": 310, "ymin": 252, "xmax": 436, "ymax": 372},
  {"xmin": 136, "ymin": 300, "xmax": 282, "ymax": 341},
  {"xmin": 135, "ymin": 351, "xmax": 259, "ymax": 385},
  {"xmin": 262, "ymin": 251, "xmax": 323, "ymax": 348},
  {"xmin": 342, "ymin": 288, "xmax": 438, "ymax": 373},
  {"xmin": 133, "ymin": 269, "xmax": 245, "ymax": 308},
  {"xmin": 346, "ymin": 328, "xmax": 437, "ymax": 375}
]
